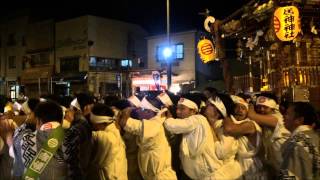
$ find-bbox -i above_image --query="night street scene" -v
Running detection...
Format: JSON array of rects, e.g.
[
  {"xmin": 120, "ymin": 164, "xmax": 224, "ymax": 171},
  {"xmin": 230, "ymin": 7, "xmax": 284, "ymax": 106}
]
[{"xmin": 0, "ymin": 0, "xmax": 320, "ymax": 179}]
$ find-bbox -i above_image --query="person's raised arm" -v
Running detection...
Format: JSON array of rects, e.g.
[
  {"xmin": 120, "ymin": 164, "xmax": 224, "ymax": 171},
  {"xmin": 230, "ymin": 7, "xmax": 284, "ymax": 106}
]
[
  {"xmin": 223, "ymin": 116, "xmax": 257, "ymax": 136},
  {"xmin": 248, "ymin": 105, "xmax": 278, "ymax": 128}
]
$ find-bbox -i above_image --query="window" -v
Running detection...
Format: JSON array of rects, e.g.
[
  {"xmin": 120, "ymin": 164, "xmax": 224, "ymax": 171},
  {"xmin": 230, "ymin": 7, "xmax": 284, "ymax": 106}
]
[
  {"xmin": 176, "ymin": 44, "xmax": 184, "ymax": 59},
  {"xmin": 10, "ymin": 84, "xmax": 19, "ymax": 100},
  {"xmin": 8, "ymin": 56, "xmax": 16, "ymax": 69},
  {"xmin": 121, "ymin": 59, "xmax": 132, "ymax": 67},
  {"xmin": 156, "ymin": 43, "xmax": 184, "ymax": 61},
  {"xmin": 89, "ymin": 57, "xmax": 119, "ymax": 71},
  {"xmin": 60, "ymin": 57, "xmax": 79, "ymax": 73}
]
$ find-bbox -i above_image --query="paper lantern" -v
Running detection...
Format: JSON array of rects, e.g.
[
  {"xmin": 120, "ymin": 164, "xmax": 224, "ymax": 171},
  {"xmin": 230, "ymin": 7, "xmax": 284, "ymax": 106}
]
[
  {"xmin": 197, "ymin": 39, "xmax": 216, "ymax": 63},
  {"xmin": 274, "ymin": 6, "xmax": 300, "ymax": 41}
]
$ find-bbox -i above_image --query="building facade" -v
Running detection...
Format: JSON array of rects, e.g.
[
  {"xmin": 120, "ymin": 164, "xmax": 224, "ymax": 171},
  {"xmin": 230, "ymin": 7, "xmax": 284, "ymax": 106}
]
[
  {"xmin": 0, "ymin": 16, "xmax": 28, "ymax": 99},
  {"xmin": 132, "ymin": 30, "xmax": 223, "ymax": 94},
  {"xmin": 0, "ymin": 15, "xmax": 147, "ymax": 98}
]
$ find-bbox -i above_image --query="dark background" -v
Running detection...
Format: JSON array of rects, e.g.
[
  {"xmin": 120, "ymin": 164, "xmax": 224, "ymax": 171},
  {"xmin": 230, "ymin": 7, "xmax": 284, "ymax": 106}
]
[{"xmin": 0, "ymin": 1, "xmax": 246, "ymax": 35}]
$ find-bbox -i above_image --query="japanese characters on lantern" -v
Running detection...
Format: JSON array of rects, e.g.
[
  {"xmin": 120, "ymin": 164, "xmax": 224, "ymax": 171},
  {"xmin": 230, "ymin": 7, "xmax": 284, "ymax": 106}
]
[{"xmin": 274, "ymin": 6, "xmax": 300, "ymax": 41}]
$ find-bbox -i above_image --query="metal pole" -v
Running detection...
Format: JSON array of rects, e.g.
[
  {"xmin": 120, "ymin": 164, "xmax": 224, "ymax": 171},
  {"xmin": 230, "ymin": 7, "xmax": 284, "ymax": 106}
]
[
  {"xmin": 166, "ymin": 0, "xmax": 172, "ymax": 90},
  {"xmin": 260, "ymin": 59, "xmax": 263, "ymax": 90},
  {"xmin": 249, "ymin": 56, "xmax": 253, "ymax": 92},
  {"xmin": 50, "ymin": 77, "xmax": 53, "ymax": 94},
  {"xmin": 48, "ymin": 78, "xmax": 50, "ymax": 94},
  {"xmin": 38, "ymin": 78, "xmax": 41, "ymax": 97}
]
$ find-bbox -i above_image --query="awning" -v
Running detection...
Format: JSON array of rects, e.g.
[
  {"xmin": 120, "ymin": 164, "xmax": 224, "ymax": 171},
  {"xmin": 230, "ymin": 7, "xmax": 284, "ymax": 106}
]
[{"xmin": 52, "ymin": 72, "xmax": 87, "ymax": 82}]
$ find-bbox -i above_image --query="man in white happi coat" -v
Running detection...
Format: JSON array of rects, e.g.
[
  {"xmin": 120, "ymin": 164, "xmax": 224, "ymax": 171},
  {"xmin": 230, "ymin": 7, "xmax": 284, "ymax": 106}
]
[
  {"xmin": 164, "ymin": 94, "xmax": 229, "ymax": 180},
  {"xmin": 204, "ymin": 94, "xmax": 242, "ymax": 180},
  {"xmin": 224, "ymin": 95, "xmax": 267, "ymax": 179},
  {"xmin": 118, "ymin": 96, "xmax": 177, "ymax": 180},
  {"xmin": 279, "ymin": 102, "xmax": 320, "ymax": 180},
  {"xmin": 247, "ymin": 93, "xmax": 290, "ymax": 178},
  {"xmin": 87, "ymin": 103, "xmax": 128, "ymax": 180}
]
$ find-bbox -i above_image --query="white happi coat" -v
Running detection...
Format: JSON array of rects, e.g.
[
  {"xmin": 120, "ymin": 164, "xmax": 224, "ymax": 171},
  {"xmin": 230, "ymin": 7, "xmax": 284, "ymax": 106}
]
[
  {"xmin": 230, "ymin": 116, "xmax": 267, "ymax": 180},
  {"xmin": 164, "ymin": 114, "xmax": 225, "ymax": 180},
  {"xmin": 213, "ymin": 118, "xmax": 242, "ymax": 180},
  {"xmin": 89, "ymin": 123, "xmax": 128, "ymax": 180},
  {"xmin": 124, "ymin": 114, "xmax": 177, "ymax": 180},
  {"xmin": 262, "ymin": 112, "xmax": 290, "ymax": 173},
  {"xmin": 280, "ymin": 125, "xmax": 320, "ymax": 180}
]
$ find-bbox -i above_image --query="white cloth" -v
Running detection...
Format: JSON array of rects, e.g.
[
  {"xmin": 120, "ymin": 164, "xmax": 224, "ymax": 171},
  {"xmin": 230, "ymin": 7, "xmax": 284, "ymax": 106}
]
[
  {"xmin": 70, "ymin": 98, "xmax": 81, "ymax": 111},
  {"xmin": 13, "ymin": 102, "xmax": 22, "ymax": 112},
  {"xmin": 21, "ymin": 101, "xmax": 31, "ymax": 115},
  {"xmin": 256, "ymin": 96, "xmax": 278, "ymax": 110},
  {"xmin": 231, "ymin": 116, "xmax": 267, "ymax": 179},
  {"xmin": 164, "ymin": 114, "xmax": 223, "ymax": 179},
  {"xmin": 213, "ymin": 119, "xmax": 242, "ymax": 180},
  {"xmin": 280, "ymin": 125, "xmax": 320, "ymax": 180},
  {"xmin": 208, "ymin": 97, "xmax": 227, "ymax": 118},
  {"xmin": 140, "ymin": 97, "xmax": 160, "ymax": 112},
  {"xmin": 90, "ymin": 123, "xmax": 128, "ymax": 180},
  {"xmin": 90, "ymin": 113, "xmax": 114, "ymax": 124},
  {"xmin": 124, "ymin": 111, "xmax": 177, "ymax": 180},
  {"xmin": 178, "ymin": 98, "xmax": 198, "ymax": 111},
  {"xmin": 231, "ymin": 95, "xmax": 249, "ymax": 110},
  {"xmin": 157, "ymin": 92, "xmax": 173, "ymax": 107},
  {"xmin": 263, "ymin": 112, "xmax": 290, "ymax": 172},
  {"xmin": 128, "ymin": 95, "xmax": 141, "ymax": 108}
]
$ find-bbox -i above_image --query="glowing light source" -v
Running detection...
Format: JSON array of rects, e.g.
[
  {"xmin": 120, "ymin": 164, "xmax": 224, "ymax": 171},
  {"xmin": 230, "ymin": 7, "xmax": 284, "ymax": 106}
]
[
  {"xmin": 169, "ymin": 84, "xmax": 181, "ymax": 94},
  {"xmin": 274, "ymin": 6, "xmax": 300, "ymax": 41},
  {"xmin": 163, "ymin": 47, "xmax": 173, "ymax": 59}
]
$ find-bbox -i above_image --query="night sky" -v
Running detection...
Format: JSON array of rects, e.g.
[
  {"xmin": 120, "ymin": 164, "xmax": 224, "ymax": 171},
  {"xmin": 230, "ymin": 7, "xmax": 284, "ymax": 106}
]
[{"xmin": 2, "ymin": 1, "xmax": 246, "ymax": 35}]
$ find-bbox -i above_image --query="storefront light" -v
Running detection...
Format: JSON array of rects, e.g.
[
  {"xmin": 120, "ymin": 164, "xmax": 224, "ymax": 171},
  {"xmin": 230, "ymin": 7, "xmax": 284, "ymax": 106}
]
[{"xmin": 169, "ymin": 84, "xmax": 181, "ymax": 94}]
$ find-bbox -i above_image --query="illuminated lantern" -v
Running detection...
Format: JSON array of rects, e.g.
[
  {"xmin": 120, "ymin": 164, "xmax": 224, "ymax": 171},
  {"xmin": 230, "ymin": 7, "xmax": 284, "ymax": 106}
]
[
  {"xmin": 197, "ymin": 38, "xmax": 216, "ymax": 63},
  {"xmin": 274, "ymin": 6, "xmax": 300, "ymax": 41}
]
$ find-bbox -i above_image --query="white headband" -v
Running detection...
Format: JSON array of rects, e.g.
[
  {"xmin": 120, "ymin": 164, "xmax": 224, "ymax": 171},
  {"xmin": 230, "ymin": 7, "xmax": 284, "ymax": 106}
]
[
  {"xmin": 39, "ymin": 98, "xmax": 47, "ymax": 102},
  {"xmin": 61, "ymin": 106, "xmax": 67, "ymax": 118},
  {"xmin": 90, "ymin": 113, "xmax": 115, "ymax": 124},
  {"xmin": 157, "ymin": 92, "xmax": 173, "ymax": 107},
  {"xmin": 128, "ymin": 95, "xmax": 141, "ymax": 108},
  {"xmin": 178, "ymin": 98, "xmax": 198, "ymax": 111},
  {"xmin": 208, "ymin": 97, "xmax": 227, "ymax": 118},
  {"xmin": 70, "ymin": 98, "xmax": 81, "ymax": 111},
  {"xmin": 256, "ymin": 96, "xmax": 278, "ymax": 110},
  {"xmin": 231, "ymin": 95, "xmax": 249, "ymax": 110},
  {"xmin": 140, "ymin": 97, "xmax": 160, "ymax": 112},
  {"xmin": 22, "ymin": 101, "xmax": 31, "ymax": 114}
]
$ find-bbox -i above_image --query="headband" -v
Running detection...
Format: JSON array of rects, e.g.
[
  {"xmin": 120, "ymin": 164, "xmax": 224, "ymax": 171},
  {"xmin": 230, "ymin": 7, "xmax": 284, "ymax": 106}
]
[
  {"xmin": 70, "ymin": 98, "xmax": 81, "ymax": 111},
  {"xmin": 128, "ymin": 95, "xmax": 141, "ymax": 108},
  {"xmin": 231, "ymin": 95, "xmax": 249, "ymax": 110},
  {"xmin": 157, "ymin": 92, "xmax": 173, "ymax": 107},
  {"xmin": 140, "ymin": 97, "xmax": 160, "ymax": 112},
  {"xmin": 178, "ymin": 98, "xmax": 198, "ymax": 111},
  {"xmin": 208, "ymin": 97, "xmax": 227, "ymax": 118},
  {"xmin": 256, "ymin": 96, "xmax": 278, "ymax": 110},
  {"xmin": 90, "ymin": 113, "xmax": 115, "ymax": 124}
]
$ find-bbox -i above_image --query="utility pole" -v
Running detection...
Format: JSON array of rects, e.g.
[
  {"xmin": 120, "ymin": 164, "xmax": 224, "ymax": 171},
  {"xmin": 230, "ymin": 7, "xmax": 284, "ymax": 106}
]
[{"xmin": 166, "ymin": 0, "xmax": 172, "ymax": 90}]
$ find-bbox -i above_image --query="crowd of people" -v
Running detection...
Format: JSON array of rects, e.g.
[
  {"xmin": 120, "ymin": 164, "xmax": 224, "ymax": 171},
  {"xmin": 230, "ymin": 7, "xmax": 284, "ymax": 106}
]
[{"xmin": 0, "ymin": 87, "xmax": 319, "ymax": 180}]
